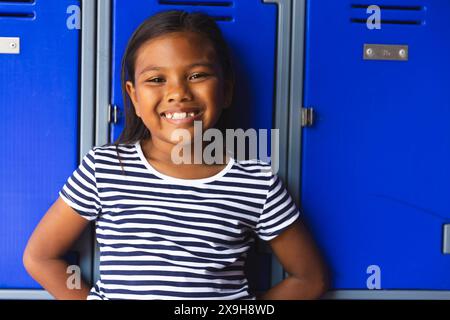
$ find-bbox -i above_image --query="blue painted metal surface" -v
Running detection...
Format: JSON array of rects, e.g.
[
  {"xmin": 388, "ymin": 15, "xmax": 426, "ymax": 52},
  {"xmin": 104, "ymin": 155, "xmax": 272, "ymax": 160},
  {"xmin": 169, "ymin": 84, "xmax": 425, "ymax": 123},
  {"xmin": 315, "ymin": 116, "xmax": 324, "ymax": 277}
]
[
  {"xmin": 0, "ymin": 0, "xmax": 80, "ymax": 288},
  {"xmin": 302, "ymin": 0, "xmax": 450, "ymax": 289}
]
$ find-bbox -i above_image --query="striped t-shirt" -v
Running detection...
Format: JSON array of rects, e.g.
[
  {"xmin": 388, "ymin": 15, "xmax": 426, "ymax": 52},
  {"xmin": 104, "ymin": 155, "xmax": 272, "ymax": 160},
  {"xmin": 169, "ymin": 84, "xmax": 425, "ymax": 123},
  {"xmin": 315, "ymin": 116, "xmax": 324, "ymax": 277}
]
[{"xmin": 59, "ymin": 140, "xmax": 300, "ymax": 300}]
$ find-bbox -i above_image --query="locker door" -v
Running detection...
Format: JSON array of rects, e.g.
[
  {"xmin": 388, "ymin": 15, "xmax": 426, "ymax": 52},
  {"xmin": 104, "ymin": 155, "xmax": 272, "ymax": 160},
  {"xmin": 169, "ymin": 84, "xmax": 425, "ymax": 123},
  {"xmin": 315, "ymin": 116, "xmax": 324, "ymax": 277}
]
[
  {"xmin": 110, "ymin": 0, "xmax": 279, "ymax": 293},
  {"xmin": 302, "ymin": 0, "xmax": 450, "ymax": 289},
  {"xmin": 0, "ymin": 0, "xmax": 80, "ymax": 289}
]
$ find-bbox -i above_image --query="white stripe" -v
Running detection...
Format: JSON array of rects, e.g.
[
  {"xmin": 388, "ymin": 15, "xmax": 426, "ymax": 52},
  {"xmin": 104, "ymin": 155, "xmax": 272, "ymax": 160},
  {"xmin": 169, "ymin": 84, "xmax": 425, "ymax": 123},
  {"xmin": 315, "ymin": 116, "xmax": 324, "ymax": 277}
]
[
  {"xmin": 101, "ymin": 199, "xmax": 259, "ymax": 221},
  {"xmin": 99, "ymin": 185, "xmax": 266, "ymax": 206},
  {"xmin": 96, "ymin": 174, "xmax": 268, "ymax": 195},
  {"xmin": 96, "ymin": 228, "xmax": 241, "ymax": 246},
  {"xmin": 100, "ymin": 274, "xmax": 248, "ymax": 285},
  {"xmin": 99, "ymin": 251, "xmax": 227, "ymax": 269},
  {"xmin": 103, "ymin": 290, "xmax": 249, "ymax": 300},
  {"xmin": 97, "ymin": 238, "xmax": 250, "ymax": 255},
  {"xmin": 101, "ymin": 283, "xmax": 248, "ymax": 293},
  {"xmin": 100, "ymin": 190, "xmax": 262, "ymax": 213},
  {"xmin": 98, "ymin": 245, "xmax": 239, "ymax": 262},
  {"xmin": 97, "ymin": 221, "xmax": 246, "ymax": 242},
  {"xmin": 99, "ymin": 265, "xmax": 244, "ymax": 276},
  {"xmin": 99, "ymin": 213, "xmax": 246, "ymax": 234},
  {"xmin": 101, "ymin": 207, "xmax": 257, "ymax": 228}
]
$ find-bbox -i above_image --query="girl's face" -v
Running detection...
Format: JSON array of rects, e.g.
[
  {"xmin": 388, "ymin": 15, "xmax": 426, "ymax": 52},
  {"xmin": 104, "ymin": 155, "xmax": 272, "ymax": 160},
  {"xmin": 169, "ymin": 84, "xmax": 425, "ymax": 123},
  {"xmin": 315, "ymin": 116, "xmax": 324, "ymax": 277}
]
[{"xmin": 126, "ymin": 31, "xmax": 231, "ymax": 146}]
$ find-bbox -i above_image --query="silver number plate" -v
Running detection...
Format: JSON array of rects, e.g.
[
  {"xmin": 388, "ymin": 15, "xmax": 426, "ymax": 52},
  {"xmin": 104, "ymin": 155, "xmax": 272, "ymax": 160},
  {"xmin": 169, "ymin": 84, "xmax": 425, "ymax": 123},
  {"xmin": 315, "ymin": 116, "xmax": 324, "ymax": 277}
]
[
  {"xmin": 0, "ymin": 37, "xmax": 20, "ymax": 54},
  {"xmin": 364, "ymin": 44, "xmax": 408, "ymax": 61}
]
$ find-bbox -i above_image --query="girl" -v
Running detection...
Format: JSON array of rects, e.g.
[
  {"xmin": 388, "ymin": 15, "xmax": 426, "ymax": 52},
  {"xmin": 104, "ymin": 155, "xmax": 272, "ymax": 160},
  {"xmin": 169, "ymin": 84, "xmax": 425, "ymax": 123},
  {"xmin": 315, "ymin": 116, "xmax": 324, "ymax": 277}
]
[{"xmin": 23, "ymin": 10, "xmax": 328, "ymax": 300}]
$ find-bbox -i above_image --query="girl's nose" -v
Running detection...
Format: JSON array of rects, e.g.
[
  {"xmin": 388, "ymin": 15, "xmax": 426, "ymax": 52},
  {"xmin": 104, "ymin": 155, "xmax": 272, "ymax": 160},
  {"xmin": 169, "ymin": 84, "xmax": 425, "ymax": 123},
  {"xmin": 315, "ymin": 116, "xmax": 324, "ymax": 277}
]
[{"xmin": 166, "ymin": 82, "xmax": 193, "ymax": 103}]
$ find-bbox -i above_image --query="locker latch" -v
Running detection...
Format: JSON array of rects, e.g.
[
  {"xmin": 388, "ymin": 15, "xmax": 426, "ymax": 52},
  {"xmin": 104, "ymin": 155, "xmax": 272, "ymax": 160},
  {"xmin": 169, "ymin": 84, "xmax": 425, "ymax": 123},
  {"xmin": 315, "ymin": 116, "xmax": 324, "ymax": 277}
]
[
  {"xmin": 108, "ymin": 104, "xmax": 119, "ymax": 124},
  {"xmin": 301, "ymin": 108, "xmax": 315, "ymax": 127}
]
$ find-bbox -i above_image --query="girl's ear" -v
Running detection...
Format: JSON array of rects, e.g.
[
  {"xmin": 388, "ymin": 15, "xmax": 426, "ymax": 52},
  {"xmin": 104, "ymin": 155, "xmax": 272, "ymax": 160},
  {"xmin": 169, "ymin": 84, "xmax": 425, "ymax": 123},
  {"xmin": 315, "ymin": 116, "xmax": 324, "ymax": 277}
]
[
  {"xmin": 223, "ymin": 78, "xmax": 235, "ymax": 109},
  {"xmin": 125, "ymin": 81, "xmax": 141, "ymax": 117}
]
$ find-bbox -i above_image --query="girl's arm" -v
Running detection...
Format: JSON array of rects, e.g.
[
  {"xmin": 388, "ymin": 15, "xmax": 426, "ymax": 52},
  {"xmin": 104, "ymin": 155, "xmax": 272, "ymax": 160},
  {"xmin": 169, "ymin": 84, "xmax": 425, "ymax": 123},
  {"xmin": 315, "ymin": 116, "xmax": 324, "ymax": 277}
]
[
  {"xmin": 23, "ymin": 197, "xmax": 92, "ymax": 300},
  {"xmin": 258, "ymin": 221, "xmax": 330, "ymax": 300}
]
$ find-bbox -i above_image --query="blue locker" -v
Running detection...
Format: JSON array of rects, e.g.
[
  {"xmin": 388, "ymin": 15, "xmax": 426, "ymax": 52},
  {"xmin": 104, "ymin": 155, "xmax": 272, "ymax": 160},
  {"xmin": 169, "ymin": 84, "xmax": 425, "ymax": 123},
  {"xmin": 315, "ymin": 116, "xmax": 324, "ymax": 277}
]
[
  {"xmin": 302, "ymin": 0, "xmax": 450, "ymax": 290},
  {"xmin": 109, "ymin": 0, "xmax": 280, "ymax": 293},
  {"xmin": 0, "ymin": 0, "xmax": 80, "ymax": 289}
]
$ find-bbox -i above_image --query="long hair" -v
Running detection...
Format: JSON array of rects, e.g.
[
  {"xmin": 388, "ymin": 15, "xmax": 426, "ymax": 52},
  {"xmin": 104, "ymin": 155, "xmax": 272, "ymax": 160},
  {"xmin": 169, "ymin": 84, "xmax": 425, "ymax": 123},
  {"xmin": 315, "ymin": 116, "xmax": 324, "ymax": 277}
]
[{"xmin": 110, "ymin": 10, "xmax": 235, "ymax": 173}]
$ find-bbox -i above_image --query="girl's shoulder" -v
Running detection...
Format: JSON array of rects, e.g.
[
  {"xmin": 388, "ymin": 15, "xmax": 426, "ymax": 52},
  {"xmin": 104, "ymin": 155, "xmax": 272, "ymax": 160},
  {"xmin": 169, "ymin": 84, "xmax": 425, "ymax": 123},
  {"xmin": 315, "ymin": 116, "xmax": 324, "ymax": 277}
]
[
  {"xmin": 89, "ymin": 142, "xmax": 138, "ymax": 159},
  {"xmin": 92, "ymin": 141, "xmax": 135, "ymax": 150},
  {"xmin": 231, "ymin": 158, "xmax": 275, "ymax": 177}
]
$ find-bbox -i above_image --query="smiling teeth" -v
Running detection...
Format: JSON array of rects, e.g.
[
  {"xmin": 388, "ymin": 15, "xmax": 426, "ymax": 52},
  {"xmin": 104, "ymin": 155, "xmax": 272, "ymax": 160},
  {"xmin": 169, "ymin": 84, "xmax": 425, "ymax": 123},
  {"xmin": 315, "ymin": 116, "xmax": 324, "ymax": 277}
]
[{"xmin": 164, "ymin": 112, "xmax": 196, "ymax": 120}]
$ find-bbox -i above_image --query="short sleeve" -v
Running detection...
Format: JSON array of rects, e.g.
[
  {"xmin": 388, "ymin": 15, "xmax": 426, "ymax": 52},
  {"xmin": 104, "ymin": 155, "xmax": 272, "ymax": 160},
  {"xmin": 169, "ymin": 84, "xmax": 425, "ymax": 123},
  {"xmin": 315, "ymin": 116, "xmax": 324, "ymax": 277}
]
[
  {"xmin": 255, "ymin": 173, "xmax": 301, "ymax": 241},
  {"xmin": 59, "ymin": 148, "xmax": 101, "ymax": 221}
]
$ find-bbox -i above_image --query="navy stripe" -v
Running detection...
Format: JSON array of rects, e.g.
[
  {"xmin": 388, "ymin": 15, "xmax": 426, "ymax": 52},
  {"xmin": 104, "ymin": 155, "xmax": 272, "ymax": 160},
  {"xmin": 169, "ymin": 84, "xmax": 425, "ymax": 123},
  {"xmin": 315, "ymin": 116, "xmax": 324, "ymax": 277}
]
[
  {"xmin": 98, "ymin": 225, "xmax": 247, "ymax": 246},
  {"xmin": 97, "ymin": 176, "xmax": 267, "ymax": 199},
  {"xmin": 98, "ymin": 218, "xmax": 251, "ymax": 238},
  {"xmin": 99, "ymin": 260, "xmax": 245, "ymax": 272},
  {"xmin": 100, "ymin": 270, "xmax": 246, "ymax": 280},
  {"xmin": 99, "ymin": 186, "xmax": 263, "ymax": 208},
  {"xmin": 102, "ymin": 286, "xmax": 250, "ymax": 299},
  {"xmin": 98, "ymin": 214, "xmax": 251, "ymax": 233},
  {"xmin": 96, "ymin": 233, "xmax": 253, "ymax": 251}
]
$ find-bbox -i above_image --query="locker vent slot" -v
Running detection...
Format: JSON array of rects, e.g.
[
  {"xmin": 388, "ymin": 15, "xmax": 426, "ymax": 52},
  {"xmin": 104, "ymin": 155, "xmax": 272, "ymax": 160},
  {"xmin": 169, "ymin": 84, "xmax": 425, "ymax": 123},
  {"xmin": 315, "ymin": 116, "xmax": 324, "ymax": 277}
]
[
  {"xmin": 351, "ymin": 4, "xmax": 423, "ymax": 11},
  {"xmin": 0, "ymin": 0, "xmax": 35, "ymax": 3},
  {"xmin": 350, "ymin": 18, "xmax": 422, "ymax": 25},
  {"xmin": 350, "ymin": 3, "xmax": 426, "ymax": 26},
  {"xmin": 0, "ymin": 0, "xmax": 35, "ymax": 19},
  {"xmin": 0, "ymin": 12, "xmax": 34, "ymax": 18},
  {"xmin": 158, "ymin": 1, "xmax": 233, "ymax": 7}
]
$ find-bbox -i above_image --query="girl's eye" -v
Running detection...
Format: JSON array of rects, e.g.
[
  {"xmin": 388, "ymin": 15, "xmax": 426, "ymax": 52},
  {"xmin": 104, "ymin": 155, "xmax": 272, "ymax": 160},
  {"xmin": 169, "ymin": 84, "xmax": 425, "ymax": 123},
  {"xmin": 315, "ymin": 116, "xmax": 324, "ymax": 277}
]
[
  {"xmin": 147, "ymin": 77, "xmax": 165, "ymax": 83},
  {"xmin": 189, "ymin": 73, "xmax": 209, "ymax": 81}
]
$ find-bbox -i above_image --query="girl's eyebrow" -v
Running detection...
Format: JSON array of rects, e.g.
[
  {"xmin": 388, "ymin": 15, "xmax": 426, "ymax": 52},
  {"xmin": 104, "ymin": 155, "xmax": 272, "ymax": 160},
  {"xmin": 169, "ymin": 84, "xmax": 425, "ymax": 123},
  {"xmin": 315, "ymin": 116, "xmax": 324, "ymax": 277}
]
[
  {"xmin": 188, "ymin": 62, "xmax": 215, "ymax": 69},
  {"xmin": 138, "ymin": 62, "xmax": 215, "ymax": 76},
  {"xmin": 138, "ymin": 65, "xmax": 161, "ymax": 76}
]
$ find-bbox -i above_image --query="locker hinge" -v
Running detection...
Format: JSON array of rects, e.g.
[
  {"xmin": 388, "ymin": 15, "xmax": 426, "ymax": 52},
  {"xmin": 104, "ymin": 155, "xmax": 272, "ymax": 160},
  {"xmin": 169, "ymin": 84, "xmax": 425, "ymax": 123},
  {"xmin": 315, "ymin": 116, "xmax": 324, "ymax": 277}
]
[
  {"xmin": 443, "ymin": 224, "xmax": 450, "ymax": 254},
  {"xmin": 108, "ymin": 104, "xmax": 119, "ymax": 124},
  {"xmin": 301, "ymin": 107, "xmax": 315, "ymax": 127}
]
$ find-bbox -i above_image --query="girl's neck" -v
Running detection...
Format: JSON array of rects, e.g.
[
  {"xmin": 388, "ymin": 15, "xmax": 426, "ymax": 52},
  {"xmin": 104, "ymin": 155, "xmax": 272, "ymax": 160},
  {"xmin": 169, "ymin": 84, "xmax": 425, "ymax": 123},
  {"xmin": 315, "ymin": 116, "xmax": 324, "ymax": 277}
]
[
  {"xmin": 140, "ymin": 137, "xmax": 230, "ymax": 180},
  {"xmin": 141, "ymin": 137, "xmax": 172, "ymax": 164},
  {"xmin": 140, "ymin": 137, "xmax": 227, "ymax": 167}
]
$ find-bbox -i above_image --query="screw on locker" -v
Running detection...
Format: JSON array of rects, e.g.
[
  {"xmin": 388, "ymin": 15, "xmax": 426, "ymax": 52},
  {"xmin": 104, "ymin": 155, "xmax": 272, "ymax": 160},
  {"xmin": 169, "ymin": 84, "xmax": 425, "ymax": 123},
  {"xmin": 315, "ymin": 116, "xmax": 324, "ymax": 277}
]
[
  {"xmin": 399, "ymin": 49, "xmax": 406, "ymax": 58},
  {"xmin": 366, "ymin": 48, "xmax": 374, "ymax": 57}
]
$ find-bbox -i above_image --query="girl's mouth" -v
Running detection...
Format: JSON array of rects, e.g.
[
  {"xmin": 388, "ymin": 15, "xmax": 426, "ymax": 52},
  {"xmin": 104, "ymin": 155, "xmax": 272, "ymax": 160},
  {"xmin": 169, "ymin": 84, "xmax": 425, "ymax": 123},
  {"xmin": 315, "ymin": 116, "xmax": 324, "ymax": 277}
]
[{"xmin": 160, "ymin": 110, "xmax": 203, "ymax": 124}]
